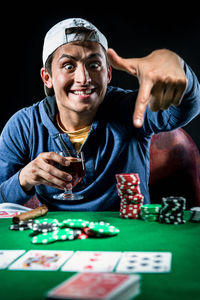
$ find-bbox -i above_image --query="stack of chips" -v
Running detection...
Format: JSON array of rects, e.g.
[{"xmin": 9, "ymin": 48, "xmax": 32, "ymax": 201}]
[
  {"xmin": 158, "ymin": 196, "xmax": 186, "ymax": 225},
  {"xmin": 140, "ymin": 204, "xmax": 161, "ymax": 222},
  {"xmin": 116, "ymin": 173, "xmax": 144, "ymax": 219},
  {"xmin": 190, "ymin": 207, "xmax": 200, "ymax": 222}
]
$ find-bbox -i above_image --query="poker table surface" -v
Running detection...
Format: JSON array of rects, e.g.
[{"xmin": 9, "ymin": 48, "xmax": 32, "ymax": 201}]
[{"xmin": 0, "ymin": 210, "xmax": 200, "ymax": 300}]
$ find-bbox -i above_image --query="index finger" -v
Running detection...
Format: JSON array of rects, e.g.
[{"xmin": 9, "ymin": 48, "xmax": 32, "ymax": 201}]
[
  {"xmin": 133, "ymin": 80, "xmax": 153, "ymax": 128},
  {"xmin": 44, "ymin": 152, "xmax": 70, "ymax": 167}
]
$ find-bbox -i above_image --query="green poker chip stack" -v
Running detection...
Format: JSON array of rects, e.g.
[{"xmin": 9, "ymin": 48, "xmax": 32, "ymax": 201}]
[{"xmin": 140, "ymin": 204, "xmax": 162, "ymax": 222}]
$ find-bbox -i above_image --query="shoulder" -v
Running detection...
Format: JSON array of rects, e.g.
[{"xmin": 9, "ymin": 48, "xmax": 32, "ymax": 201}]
[{"xmin": 1, "ymin": 101, "xmax": 43, "ymax": 138}]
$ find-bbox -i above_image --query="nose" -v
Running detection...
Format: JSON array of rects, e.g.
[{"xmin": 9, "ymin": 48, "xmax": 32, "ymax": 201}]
[{"xmin": 74, "ymin": 64, "xmax": 91, "ymax": 85}]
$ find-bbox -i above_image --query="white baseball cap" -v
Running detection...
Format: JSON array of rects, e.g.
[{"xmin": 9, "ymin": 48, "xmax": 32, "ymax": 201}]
[{"xmin": 42, "ymin": 18, "xmax": 108, "ymax": 66}]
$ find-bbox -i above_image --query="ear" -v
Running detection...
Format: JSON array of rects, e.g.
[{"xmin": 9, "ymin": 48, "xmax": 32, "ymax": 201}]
[
  {"xmin": 107, "ymin": 65, "xmax": 112, "ymax": 84},
  {"xmin": 40, "ymin": 67, "xmax": 53, "ymax": 89}
]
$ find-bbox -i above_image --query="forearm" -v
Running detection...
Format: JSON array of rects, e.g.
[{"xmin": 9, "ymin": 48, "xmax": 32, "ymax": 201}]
[
  {"xmin": 166, "ymin": 62, "xmax": 200, "ymax": 128},
  {"xmin": 142, "ymin": 62, "xmax": 200, "ymax": 135},
  {"xmin": 0, "ymin": 171, "xmax": 35, "ymax": 204}
]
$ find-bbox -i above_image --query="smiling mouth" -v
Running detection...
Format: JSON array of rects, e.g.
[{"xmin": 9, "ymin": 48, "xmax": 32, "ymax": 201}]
[{"xmin": 70, "ymin": 88, "xmax": 95, "ymax": 96}]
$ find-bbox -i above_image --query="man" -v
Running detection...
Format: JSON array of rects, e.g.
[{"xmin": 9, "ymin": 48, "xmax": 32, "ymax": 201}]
[{"xmin": 0, "ymin": 18, "xmax": 199, "ymax": 210}]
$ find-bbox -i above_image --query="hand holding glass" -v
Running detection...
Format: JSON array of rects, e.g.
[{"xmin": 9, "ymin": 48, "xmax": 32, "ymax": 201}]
[{"xmin": 53, "ymin": 151, "xmax": 85, "ymax": 200}]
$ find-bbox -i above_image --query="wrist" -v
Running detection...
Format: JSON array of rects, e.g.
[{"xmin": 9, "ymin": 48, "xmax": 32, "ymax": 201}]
[{"xmin": 19, "ymin": 169, "xmax": 34, "ymax": 193}]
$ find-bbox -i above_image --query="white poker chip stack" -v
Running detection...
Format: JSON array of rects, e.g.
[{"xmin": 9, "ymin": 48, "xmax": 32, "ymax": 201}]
[{"xmin": 190, "ymin": 207, "xmax": 200, "ymax": 222}]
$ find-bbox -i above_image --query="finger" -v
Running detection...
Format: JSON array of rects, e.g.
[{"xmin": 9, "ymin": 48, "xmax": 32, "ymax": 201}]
[
  {"xmin": 172, "ymin": 79, "xmax": 187, "ymax": 106},
  {"xmin": 159, "ymin": 81, "xmax": 174, "ymax": 110},
  {"xmin": 106, "ymin": 48, "xmax": 137, "ymax": 76},
  {"xmin": 133, "ymin": 79, "xmax": 153, "ymax": 127},
  {"xmin": 148, "ymin": 81, "xmax": 164, "ymax": 111},
  {"xmin": 44, "ymin": 152, "xmax": 70, "ymax": 167},
  {"xmin": 32, "ymin": 167, "xmax": 69, "ymax": 189},
  {"xmin": 33, "ymin": 155, "xmax": 72, "ymax": 184}
]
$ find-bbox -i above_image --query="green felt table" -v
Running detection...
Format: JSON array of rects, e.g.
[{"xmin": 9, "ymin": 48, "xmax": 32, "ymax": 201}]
[{"xmin": 0, "ymin": 211, "xmax": 200, "ymax": 300}]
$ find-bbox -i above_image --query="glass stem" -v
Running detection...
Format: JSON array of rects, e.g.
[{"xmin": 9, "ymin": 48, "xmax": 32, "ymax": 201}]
[{"xmin": 64, "ymin": 188, "xmax": 72, "ymax": 195}]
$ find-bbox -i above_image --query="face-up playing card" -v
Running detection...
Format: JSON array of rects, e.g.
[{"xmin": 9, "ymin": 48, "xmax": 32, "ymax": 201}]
[
  {"xmin": 0, "ymin": 211, "xmax": 20, "ymax": 218},
  {"xmin": 0, "ymin": 203, "xmax": 31, "ymax": 218},
  {"xmin": 47, "ymin": 272, "xmax": 141, "ymax": 300},
  {"xmin": 9, "ymin": 250, "xmax": 74, "ymax": 271},
  {"xmin": 61, "ymin": 251, "xmax": 122, "ymax": 273},
  {"xmin": 116, "ymin": 252, "xmax": 172, "ymax": 273},
  {"xmin": 0, "ymin": 250, "xmax": 25, "ymax": 269}
]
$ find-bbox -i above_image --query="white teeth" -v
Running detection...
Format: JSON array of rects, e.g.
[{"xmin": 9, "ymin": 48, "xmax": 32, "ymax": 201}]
[{"xmin": 73, "ymin": 90, "xmax": 92, "ymax": 95}]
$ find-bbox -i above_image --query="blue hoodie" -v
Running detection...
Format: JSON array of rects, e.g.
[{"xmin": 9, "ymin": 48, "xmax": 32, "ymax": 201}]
[{"xmin": 0, "ymin": 64, "xmax": 199, "ymax": 211}]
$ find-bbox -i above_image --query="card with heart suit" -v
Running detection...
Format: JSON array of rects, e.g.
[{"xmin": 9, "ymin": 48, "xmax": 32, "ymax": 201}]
[
  {"xmin": 9, "ymin": 250, "xmax": 74, "ymax": 271},
  {"xmin": 47, "ymin": 272, "xmax": 141, "ymax": 300},
  {"xmin": 0, "ymin": 250, "xmax": 25, "ymax": 269},
  {"xmin": 116, "ymin": 251, "xmax": 172, "ymax": 273},
  {"xmin": 61, "ymin": 251, "xmax": 122, "ymax": 273}
]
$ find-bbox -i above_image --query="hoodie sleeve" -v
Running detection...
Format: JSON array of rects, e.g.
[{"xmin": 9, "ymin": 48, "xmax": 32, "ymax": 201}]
[
  {"xmin": 141, "ymin": 63, "xmax": 200, "ymax": 136},
  {"xmin": 0, "ymin": 108, "xmax": 35, "ymax": 204}
]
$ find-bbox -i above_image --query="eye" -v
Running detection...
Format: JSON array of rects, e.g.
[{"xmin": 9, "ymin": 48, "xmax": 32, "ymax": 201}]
[
  {"xmin": 64, "ymin": 63, "xmax": 75, "ymax": 70},
  {"xmin": 89, "ymin": 62, "xmax": 101, "ymax": 69}
]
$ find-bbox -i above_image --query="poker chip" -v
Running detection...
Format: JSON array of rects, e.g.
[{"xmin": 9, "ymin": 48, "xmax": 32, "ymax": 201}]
[
  {"xmin": 141, "ymin": 204, "xmax": 161, "ymax": 214},
  {"xmin": 60, "ymin": 219, "xmax": 91, "ymax": 229},
  {"xmin": 116, "ymin": 173, "xmax": 143, "ymax": 219},
  {"xmin": 33, "ymin": 218, "xmax": 60, "ymax": 226},
  {"xmin": 83, "ymin": 227, "xmax": 98, "ymax": 237},
  {"xmin": 117, "ymin": 185, "xmax": 141, "ymax": 195},
  {"xmin": 88, "ymin": 221, "xmax": 120, "ymax": 236},
  {"xmin": 158, "ymin": 196, "xmax": 186, "ymax": 225},
  {"xmin": 140, "ymin": 204, "xmax": 161, "ymax": 222},
  {"xmin": 31, "ymin": 222, "xmax": 59, "ymax": 233},
  {"xmin": 32, "ymin": 231, "xmax": 59, "ymax": 244},
  {"xmin": 55, "ymin": 228, "xmax": 80, "ymax": 241},
  {"xmin": 32, "ymin": 228, "xmax": 79, "ymax": 244},
  {"xmin": 116, "ymin": 173, "xmax": 140, "ymax": 184},
  {"xmin": 9, "ymin": 219, "xmax": 34, "ymax": 231},
  {"xmin": 120, "ymin": 211, "xmax": 139, "ymax": 219},
  {"xmin": 190, "ymin": 207, "xmax": 200, "ymax": 222}
]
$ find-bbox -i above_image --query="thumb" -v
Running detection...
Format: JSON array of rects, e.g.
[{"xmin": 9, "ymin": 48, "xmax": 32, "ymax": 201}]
[{"xmin": 106, "ymin": 48, "xmax": 137, "ymax": 76}]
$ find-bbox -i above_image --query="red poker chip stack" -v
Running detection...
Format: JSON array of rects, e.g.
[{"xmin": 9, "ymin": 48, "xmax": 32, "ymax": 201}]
[{"xmin": 115, "ymin": 173, "xmax": 144, "ymax": 219}]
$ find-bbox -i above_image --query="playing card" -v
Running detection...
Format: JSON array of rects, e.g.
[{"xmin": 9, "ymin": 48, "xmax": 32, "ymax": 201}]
[
  {"xmin": 9, "ymin": 250, "xmax": 74, "ymax": 271},
  {"xmin": 46, "ymin": 272, "xmax": 141, "ymax": 300},
  {"xmin": 0, "ymin": 203, "xmax": 31, "ymax": 218},
  {"xmin": 0, "ymin": 250, "xmax": 25, "ymax": 269},
  {"xmin": 116, "ymin": 251, "xmax": 172, "ymax": 273},
  {"xmin": 0, "ymin": 211, "xmax": 20, "ymax": 218},
  {"xmin": 61, "ymin": 251, "xmax": 122, "ymax": 272}
]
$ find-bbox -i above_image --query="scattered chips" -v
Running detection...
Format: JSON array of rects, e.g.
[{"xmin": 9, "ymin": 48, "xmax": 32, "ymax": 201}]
[
  {"xmin": 33, "ymin": 218, "xmax": 60, "ymax": 226},
  {"xmin": 31, "ymin": 223, "xmax": 59, "ymax": 233},
  {"xmin": 9, "ymin": 217, "xmax": 120, "ymax": 245},
  {"xmin": 31, "ymin": 228, "xmax": 78, "ymax": 244},
  {"xmin": 60, "ymin": 219, "xmax": 90, "ymax": 229},
  {"xmin": 116, "ymin": 173, "xmax": 144, "ymax": 219},
  {"xmin": 88, "ymin": 221, "xmax": 120, "ymax": 237},
  {"xmin": 9, "ymin": 220, "xmax": 34, "ymax": 231}
]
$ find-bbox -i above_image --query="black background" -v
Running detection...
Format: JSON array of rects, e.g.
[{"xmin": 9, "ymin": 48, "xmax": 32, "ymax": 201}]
[{"xmin": 2, "ymin": 4, "xmax": 200, "ymax": 150}]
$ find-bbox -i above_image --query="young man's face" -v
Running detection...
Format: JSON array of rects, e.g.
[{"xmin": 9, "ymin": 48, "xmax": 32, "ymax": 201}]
[{"xmin": 43, "ymin": 41, "xmax": 111, "ymax": 115}]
